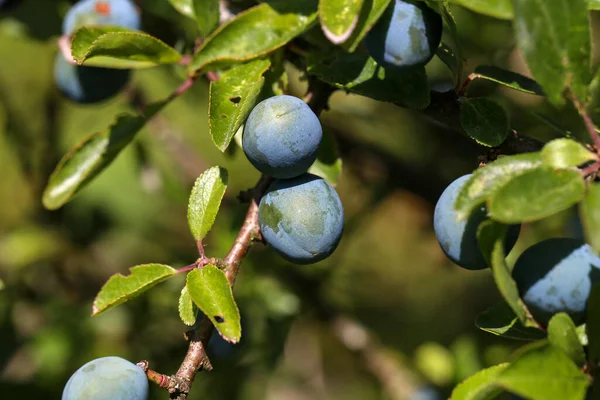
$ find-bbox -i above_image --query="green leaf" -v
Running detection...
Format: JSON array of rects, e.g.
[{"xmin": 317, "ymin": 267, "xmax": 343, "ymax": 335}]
[
  {"xmin": 194, "ymin": 0, "xmax": 220, "ymax": 37},
  {"xmin": 497, "ymin": 345, "xmax": 590, "ymax": 400},
  {"xmin": 308, "ymin": 126, "xmax": 343, "ymax": 185},
  {"xmin": 186, "ymin": 265, "xmax": 241, "ymax": 342},
  {"xmin": 92, "ymin": 264, "xmax": 177, "ymax": 315},
  {"xmin": 586, "ymin": 285, "xmax": 600, "ymax": 366},
  {"xmin": 168, "ymin": 0, "xmax": 195, "ymax": 17},
  {"xmin": 341, "ymin": 0, "xmax": 391, "ymax": 51},
  {"xmin": 449, "ymin": 0, "xmax": 513, "ymax": 19},
  {"xmin": 209, "ymin": 59, "xmax": 271, "ymax": 151},
  {"xmin": 42, "ymin": 101, "xmax": 166, "ymax": 210},
  {"xmin": 547, "ymin": 313, "xmax": 586, "ymax": 366},
  {"xmin": 425, "ymin": 0, "xmax": 463, "ymax": 82},
  {"xmin": 436, "ymin": 42, "xmax": 460, "ymax": 84},
  {"xmin": 476, "ymin": 302, "xmax": 546, "ymax": 340},
  {"xmin": 178, "ymin": 286, "xmax": 198, "ymax": 326},
  {"xmin": 188, "ymin": 1, "xmax": 318, "ymax": 74},
  {"xmin": 472, "ymin": 65, "xmax": 544, "ymax": 95},
  {"xmin": 71, "ymin": 27, "xmax": 182, "ymax": 69},
  {"xmin": 307, "ymin": 53, "xmax": 429, "ymax": 109},
  {"xmin": 512, "ymin": 0, "xmax": 592, "ymax": 105},
  {"xmin": 187, "ymin": 166, "xmax": 229, "ymax": 241},
  {"xmin": 451, "ymin": 363, "xmax": 509, "ymax": 400},
  {"xmin": 590, "ymin": 0, "xmax": 600, "ymax": 9},
  {"xmin": 460, "ymin": 97, "xmax": 509, "ymax": 147},
  {"xmin": 488, "ymin": 167, "xmax": 586, "ymax": 224},
  {"xmin": 319, "ymin": 0, "xmax": 364, "ymax": 44},
  {"xmin": 454, "ymin": 152, "xmax": 543, "ymax": 220},
  {"xmin": 580, "ymin": 183, "xmax": 600, "ymax": 254},
  {"xmin": 541, "ymin": 138, "xmax": 597, "ymax": 169}
]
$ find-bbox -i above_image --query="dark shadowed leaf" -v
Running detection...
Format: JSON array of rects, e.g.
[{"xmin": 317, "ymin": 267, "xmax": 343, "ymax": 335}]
[
  {"xmin": 580, "ymin": 183, "xmax": 600, "ymax": 254},
  {"xmin": 436, "ymin": 42, "xmax": 459, "ymax": 83},
  {"xmin": 472, "ymin": 65, "xmax": 544, "ymax": 95},
  {"xmin": 547, "ymin": 313, "xmax": 586, "ymax": 366},
  {"xmin": 451, "ymin": 363, "xmax": 509, "ymax": 400},
  {"xmin": 488, "ymin": 167, "xmax": 585, "ymax": 224},
  {"xmin": 541, "ymin": 138, "xmax": 597, "ymax": 169},
  {"xmin": 188, "ymin": 1, "xmax": 318, "ymax": 74},
  {"xmin": 341, "ymin": 0, "xmax": 391, "ymax": 51},
  {"xmin": 512, "ymin": 0, "xmax": 592, "ymax": 105},
  {"xmin": 187, "ymin": 166, "xmax": 228, "ymax": 241},
  {"xmin": 319, "ymin": 0, "xmax": 364, "ymax": 44},
  {"xmin": 178, "ymin": 286, "xmax": 198, "ymax": 326},
  {"xmin": 586, "ymin": 285, "xmax": 600, "ymax": 366},
  {"xmin": 497, "ymin": 345, "xmax": 590, "ymax": 400},
  {"xmin": 71, "ymin": 27, "xmax": 182, "ymax": 69},
  {"xmin": 209, "ymin": 59, "xmax": 271, "ymax": 151},
  {"xmin": 92, "ymin": 264, "xmax": 177, "ymax": 315},
  {"xmin": 186, "ymin": 265, "xmax": 241, "ymax": 342},
  {"xmin": 308, "ymin": 126, "xmax": 343, "ymax": 184},
  {"xmin": 476, "ymin": 302, "xmax": 546, "ymax": 340},
  {"xmin": 460, "ymin": 97, "xmax": 509, "ymax": 147}
]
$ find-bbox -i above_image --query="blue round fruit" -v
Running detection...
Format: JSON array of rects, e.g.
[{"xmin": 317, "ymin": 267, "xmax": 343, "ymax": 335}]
[
  {"xmin": 365, "ymin": 0, "xmax": 442, "ymax": 69},
  {"xmin": 243, "ymin": 95, "xmax": 323, "ymax": 179},
  {"xmin": 433, "ymin": 174, "xmax": 521, "ymax": 270},
  {"xmin": 258, "ymin": 173, "xmax": 344, "ymax": 264},
  {"xmin": 62, "ymin": 356, "xmax": 149, "ymax": 400},
  {"xmin": 54, "ymin": 52, "xmax": 130, "ymax": 103},
  {"xmin": 512, "ymin": 238, "xmax": 600, "ymax": 325},
  {"xmin": 63, "ymin": 0, "xmax": 141, "ymax": 35}
]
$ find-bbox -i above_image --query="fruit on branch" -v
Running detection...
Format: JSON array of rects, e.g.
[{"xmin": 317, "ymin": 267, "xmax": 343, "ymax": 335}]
[
  {"xmin": 62, "ymin": 356, "xmax": 149, "ymax": 400},
  {"xmin": 243, "ymin": 95, "xmax": 323, "ymax": 179},
  {"xmin": 365, "ymin": 0, "xmax": 442, "ymax": 69},
  {"xmin": 54, "ymin": 53, "xmax": 130, "ymax": 104},
  {"xmin": 63, "ymin": 0, "xmax": 141, "ymax": 35},
  {"xmin": 512, "ymin": 238, "xmax": 600, "ymax": 325},
  {"xmin": 433, "ymin": 174, "xmax": 521, "ymax": 270},
  {"xmin": 258, "ymin": 173, "xmax": 344, "ymax": 264}
]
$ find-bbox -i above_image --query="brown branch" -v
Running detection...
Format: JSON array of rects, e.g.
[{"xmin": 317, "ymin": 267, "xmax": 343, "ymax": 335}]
[{"xmin": 570, "ymin": 89, "xmax": 600, "ymax": 151}]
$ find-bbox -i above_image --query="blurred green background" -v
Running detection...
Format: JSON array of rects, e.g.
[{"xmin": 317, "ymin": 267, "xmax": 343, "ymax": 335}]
[{"xmin": 0, "ymin": 1, "xmax": 594, "ymax": 399}]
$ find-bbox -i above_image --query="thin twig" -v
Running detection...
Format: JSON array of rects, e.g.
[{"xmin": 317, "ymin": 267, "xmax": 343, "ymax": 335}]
[{"xmin": 570, "ymin": 89, "xmax": 600, "ymax": 151}]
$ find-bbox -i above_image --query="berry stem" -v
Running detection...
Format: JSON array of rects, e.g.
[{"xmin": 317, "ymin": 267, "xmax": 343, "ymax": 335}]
[{"xmin": 569, "ymin": 89, "xmax": 600, "ymax": 152}]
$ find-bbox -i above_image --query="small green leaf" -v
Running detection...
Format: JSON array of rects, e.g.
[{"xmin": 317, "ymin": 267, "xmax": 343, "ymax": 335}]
[
  {"xmin": 341, "ymin": 0, "xmax": 391, "ymax": 51},
  {"xmin": 178, "ymin": 286, "xmax": 198, "ymax": 326},
  {"xmin": 512, "ymin": 0, "xmax": 592, "ymax": 105},
  {"xmin": 42, "ymin": 101, "xmax": 166, "ymax": 210},
  {"xmin": 472, "ymin": 65, "xmax": 544, "ymax": 95},
  {"xmin": 488, "ymin": 167, "xmax": 585, "ymax": 224},
  {"xmin": 187, "ymin": 166, "xmax": 229, "ymax": 241},
  {"xmin": 425, "ymin": 1, "xmax": 463, "ymax": 82},
  {"xmin": 194, "ymin": 0, "xmax": 220, "ymax": 37},
  {"xmin": 186, "ymin": 265, "xmax": 241, "ymax": 342},
  {"xmin": 451, "ymin": 363, "xmax": 509, "ymax": 400},
  {"xmin": 497, "ymin": 345, "xmax": 590, "ymax": 400},
  {"xmin": 454, "ymin": 152, "xmax": 543, "ymax": 220},
  {"xmin": 587, "ymin": 285, "xmax": 600, "ymax": 367},
  {"xmin": 580, "ymin": 183, "xmax": 600, "ymax": 254},
  {"xmin": 460, "ymin": 97, "xmax": 509, "ymax": 147},
  {"xmin": 307, "ymin": 53, "xmax": 429, "ymax": 109},
  {"xmin": 449, "ymin": 0, "xmax": 513, "ymax": 19},
  {"xmin": 547, "ymin": 313, "xmax": 586, "ymax": 366},
  {"xmin": 92, "ymin": 264, "xmax": 177, "ymax": 315},
  {"xmin": 436, "ymin": 42, "xmax": 459, "ymax": 84},
  {"xmin": 308, "ymin": 126, "xmax": 343, "ymax": 185},
  {"xmin": 72, "ymin": 27, "xmax": 182, "ymax": 69},
  {"xmin": 541, "ymin": 138, "xmax": 597, "ymax": 169},
  {"xmin": 476, "ymin": 302, "xmax": 546, "ymax": 340},
  {"xmin": 188, "ymin": 1, "xmax": 318, "ymax": 74},
  {"xmin": 209, "ymin": 59, "xmax": 271, "ymax": 151},
  {"xmin": 319, "ymin": 0, "xmax": 364, "ymax": 44},
  {"xmin": 168, "ymin": 0, "xmax": 195, "ymax": 16}
]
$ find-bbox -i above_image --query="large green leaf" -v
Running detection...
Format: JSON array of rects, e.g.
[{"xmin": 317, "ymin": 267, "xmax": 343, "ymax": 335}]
[
  {"xmin": 476, "ymin": 302, "xmax": 546, "ymax": 340},
  {"xmin": 471, "ymin": 65, "xmax": 544, "ymax": 95},
  {"xmin": 194, "ymin": 0, "xmax": 220, "ymax": 37},
  {"xmin": 42, "ymin": 101, "xmax": 166, "ymax": 210},
  {"xmin": 580, "ymin": 183, "xmax": 600, "ymax": 254},
  {"xmin": 308, "ymin": 126, "xmax": 343, "ymax": 185},
  {"xmin": 178, "ymin": 286, "xmax": 198, "ymax": 326},
  {"xmin": 586, "ymin": 285, "xmax": 600, "ymax": 367},
  {"xmin": 187, "ymin": 166, "xmax": 229, "ymax": 241},
  {"xmin": 451, "ymin": 363, "xmax": 509, "ymax": 400},
  {"xmin": 92, "ymin": 264, "xmax": 177, "ymax": 315},
  {"xmin": 497, "ymin": 345, "xmax": 590, "ymax": 400},
  {"xmin": 541, "ymin": 138, "xmax": 597, "ymax": 169},
  {"xmin": 460, "ymin": 97, "xmax": 509, "ymax": 147},
  {"xmin": 188, "ymin": 1, "xmax": 318, "ymax": 74},
  {"xmin": 454, "ymin": 152, "xmax": 543, "ymax": 220},
  {"xmin": 341, "ymin": 0, "xmax": 391, "ymax": 51},
  {"xmin": 449, "ymin": 0, "xmax": 513, "ymax": 19},
  {"xmin": 512, "ymin": 0, "xmax": 592, "ymax": 105},
  {"xmin": 208, "ymin": 59, "xmax": 270, "ymax": 151},
  {"xmin": 71, "ymin": 27, "xmax": 182, "ymax": 69},
  {"xmin": 488, "ymin": 167, "xmax": 586, "ymax": 224},
  {"xmin": 547, "ymin": 313, "xmax": 586, "ymax": 366},
  {"xmin": 186, "ymin": 266, "xmax": 241, "ymax": 342},
  {"xmin": 307, "ymin": 53, "xmax": 429, "ymax": 109},
  {"xmin": 319, "ymin": 0, "xmax": 364, "ymax": 44}
]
